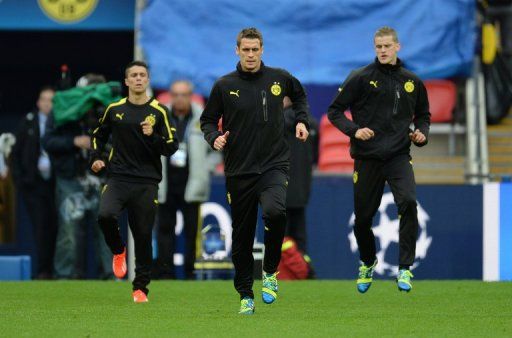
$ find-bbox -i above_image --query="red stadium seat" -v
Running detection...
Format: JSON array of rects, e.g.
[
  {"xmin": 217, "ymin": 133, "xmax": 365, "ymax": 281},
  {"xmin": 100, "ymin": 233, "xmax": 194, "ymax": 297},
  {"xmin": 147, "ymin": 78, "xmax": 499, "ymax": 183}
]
[
  {"xmin": 318, "ymin": 113, "xmax": 354, "ymax": 173},
  {"xmin": 424, "ymin": 80, "xmax": 457, "ymax": 123}
]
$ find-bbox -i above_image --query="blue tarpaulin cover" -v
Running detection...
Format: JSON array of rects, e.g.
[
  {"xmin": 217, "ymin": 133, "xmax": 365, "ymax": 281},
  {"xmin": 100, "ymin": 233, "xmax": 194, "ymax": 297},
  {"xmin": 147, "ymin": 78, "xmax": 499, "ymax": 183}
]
[{"xmin": 140, "ymin": 0, "xmax": 475, "ymax": 94}]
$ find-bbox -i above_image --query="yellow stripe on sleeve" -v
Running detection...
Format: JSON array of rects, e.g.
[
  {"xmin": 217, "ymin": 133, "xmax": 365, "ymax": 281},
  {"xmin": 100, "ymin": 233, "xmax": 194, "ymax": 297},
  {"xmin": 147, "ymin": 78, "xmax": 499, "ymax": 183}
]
[
  {"xmin": 99, "ymin": 97, "xmax": 127, "ymax": 123},
  {"xmin": 149, "ymin": 99, "xmax": 174, "ymax": 142}
]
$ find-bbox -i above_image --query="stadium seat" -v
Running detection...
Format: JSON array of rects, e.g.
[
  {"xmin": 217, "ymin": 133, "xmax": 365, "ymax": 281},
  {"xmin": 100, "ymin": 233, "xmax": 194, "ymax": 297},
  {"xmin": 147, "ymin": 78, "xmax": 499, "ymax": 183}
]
[
  {"xmin": 424, "ymin": 79, "xmax": 463, "ymax": 155},
  {"xmin": 0, "ymin": 256, "xmax": 31, "ymax": 280},
  {"xmin": 424, "ymin": 80, "xmax": 457, "ymax": 123},
  {"xmin": 318, "ymin": 113, "xmax": 354, "ymax": 173}
]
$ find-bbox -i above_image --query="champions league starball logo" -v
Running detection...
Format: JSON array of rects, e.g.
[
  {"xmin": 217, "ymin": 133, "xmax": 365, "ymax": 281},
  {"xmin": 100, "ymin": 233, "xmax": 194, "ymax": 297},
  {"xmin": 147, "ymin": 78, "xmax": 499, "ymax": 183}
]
[
  {"xmin": 348, "ymin": 192, "xmax": 432, "ymax": 276},
  {"xmin": 174, "ymin": 202, "xmax": 232, "ymax": 263}
]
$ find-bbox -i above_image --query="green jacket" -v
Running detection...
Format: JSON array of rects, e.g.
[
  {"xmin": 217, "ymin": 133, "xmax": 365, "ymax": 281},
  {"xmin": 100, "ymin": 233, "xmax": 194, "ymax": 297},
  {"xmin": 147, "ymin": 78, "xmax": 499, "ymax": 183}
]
[{"xmin": 52, "ymin": 82, "xmax": 122, "ymax": 127}]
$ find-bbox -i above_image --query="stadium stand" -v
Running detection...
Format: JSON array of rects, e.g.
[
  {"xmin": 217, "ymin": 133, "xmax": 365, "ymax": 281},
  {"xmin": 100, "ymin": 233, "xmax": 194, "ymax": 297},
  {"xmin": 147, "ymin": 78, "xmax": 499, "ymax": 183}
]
[
  {"xmin": 318, "ymin": 113, "xmax": 353, "ymax": 173},
  {"xmin": 425, "ymin": 80, "xmax": 457, "ymax": 123},
  {"xmin": 413, "ymin": 79, "xmax": 466, "ymax": 183},
  {"xmin": 487, "ymin": 113, "xmax": 512, "ymax": 179},
  {"xmin": 424, "ymin": 79, "xmax": 464, "ymax": 156}
]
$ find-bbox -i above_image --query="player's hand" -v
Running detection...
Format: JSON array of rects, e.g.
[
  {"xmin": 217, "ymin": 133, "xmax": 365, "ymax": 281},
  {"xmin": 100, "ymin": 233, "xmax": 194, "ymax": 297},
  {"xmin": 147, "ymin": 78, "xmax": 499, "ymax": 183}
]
[
  {"xmin": 141, "ymin": 120, "xmax": 153, "ymax": 136},
  {"xmin": 296, "ymin": 122, "xmax": 309, "ymax": 142},
  {"xmin": 409, "ymin": 129, "xmax": 426, "ymax": 145},
  {"xmin": 73, "ymin": 135, "xmax": 91, "ymax": 149},
  {"xmin": 355, "ymin": 128, "xmax": 375, "ymax": 141},
  {"xmin": 91, "ymin": 160, "xmax": 105, "ymax": 173},
  {"xmin": 214, "ymin": 131, "xmax": 230, "ymax": 151}
]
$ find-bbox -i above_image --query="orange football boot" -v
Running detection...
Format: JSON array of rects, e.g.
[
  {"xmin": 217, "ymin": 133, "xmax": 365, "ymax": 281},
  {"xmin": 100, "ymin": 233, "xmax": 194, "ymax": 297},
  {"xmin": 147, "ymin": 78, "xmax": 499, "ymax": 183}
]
[
  {"xmin": 113, "ymin": 248, "xmax": 127, "ymax": 279},
  {"xmin": 132, "ymin": 290, "xmax": 148, "ymax": 303}
]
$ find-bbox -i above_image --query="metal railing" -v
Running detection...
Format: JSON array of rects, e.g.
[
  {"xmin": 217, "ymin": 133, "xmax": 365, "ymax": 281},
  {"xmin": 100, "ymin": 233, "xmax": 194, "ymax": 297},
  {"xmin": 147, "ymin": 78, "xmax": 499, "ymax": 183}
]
[{"xmin": 465, "ymin": 58, "xmax": 490, "ymax": 184}]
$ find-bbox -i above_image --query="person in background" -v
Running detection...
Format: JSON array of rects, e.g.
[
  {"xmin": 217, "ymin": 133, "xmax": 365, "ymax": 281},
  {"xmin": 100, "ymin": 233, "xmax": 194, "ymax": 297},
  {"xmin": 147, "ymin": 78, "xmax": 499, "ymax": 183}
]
[
  {"xmin": 11, "ymin": 86, "xmax": 58, "ymax": 279},
  {"xmin": 283, "ymin": 96, "xmax": 317, "ymax": 276},
  {"xmin": 42, "ymin": 76, "xmax": 113, "ymax": 280},
  {"xmin": 156, "ymin": 80, "xmax": 219, "ymax": 280}
]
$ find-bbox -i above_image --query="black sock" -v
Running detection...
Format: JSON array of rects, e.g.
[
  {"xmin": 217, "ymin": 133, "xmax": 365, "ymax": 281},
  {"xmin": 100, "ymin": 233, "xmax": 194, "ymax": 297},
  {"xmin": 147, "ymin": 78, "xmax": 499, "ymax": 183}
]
[{"xmin": 399, "ymin": 265, "xmax": 410, "ymax": 271}]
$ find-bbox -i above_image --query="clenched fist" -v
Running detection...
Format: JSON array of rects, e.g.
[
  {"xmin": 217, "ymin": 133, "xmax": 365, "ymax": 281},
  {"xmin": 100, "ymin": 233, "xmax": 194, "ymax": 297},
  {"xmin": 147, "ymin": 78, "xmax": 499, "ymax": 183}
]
[
  {"xmin": 409, "ymin": 129, "xmax": 426, "ymax": 145},
  {"xmin": 296, "ymin": 122, "xmax": 309, "ymax": 142},
  {"xmin": 140, "ymin": 120, "xmax": 153, "ymax": 136},
  {"xmin": 91, "ymin": 160, "xmax": 105, "ymax": 173},
  {"xmin": 355, "ymin": 128, "xmax": 375, "ymax": 141}
]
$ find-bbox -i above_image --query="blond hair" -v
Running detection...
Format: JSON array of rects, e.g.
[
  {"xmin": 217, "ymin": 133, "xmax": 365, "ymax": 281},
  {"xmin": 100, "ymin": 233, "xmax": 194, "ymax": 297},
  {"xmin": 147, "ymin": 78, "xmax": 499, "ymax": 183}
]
[{"xmin": 374, "ymin": 26, "xmax": 399, "ymax": 43}]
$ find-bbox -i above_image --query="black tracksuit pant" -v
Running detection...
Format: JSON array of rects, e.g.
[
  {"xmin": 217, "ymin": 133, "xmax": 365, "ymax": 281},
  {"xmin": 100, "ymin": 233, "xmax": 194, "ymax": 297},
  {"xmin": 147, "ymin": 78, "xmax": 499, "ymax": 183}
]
[
  {"xmin": 97, "ymin": 178, "xmax": 158, "ymax": 295},
  {"xmin": 353, "ymin": 154, "xmax": 418, "ymax": 270},
  {"xmin": 226, "ymin": 168, "xmax": 288, "ymax": 300},
  {"xmin": 157, "ymin": 193, "xmax": 200, "ymax": 280}
]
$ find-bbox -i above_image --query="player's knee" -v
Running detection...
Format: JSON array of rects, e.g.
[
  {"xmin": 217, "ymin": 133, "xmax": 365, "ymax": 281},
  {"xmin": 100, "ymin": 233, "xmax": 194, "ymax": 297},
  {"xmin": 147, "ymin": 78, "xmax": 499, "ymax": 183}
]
[
  {"xmin": 97, "ymin": 211, "xmax": 117, "ymax": 229},
  {"xmin": 399, "ymin": 197, "xmax": 417, "ymax": 211},
  {"xmin": 263, "ymin": 206, "xmax": 286, "ymax": 224}
]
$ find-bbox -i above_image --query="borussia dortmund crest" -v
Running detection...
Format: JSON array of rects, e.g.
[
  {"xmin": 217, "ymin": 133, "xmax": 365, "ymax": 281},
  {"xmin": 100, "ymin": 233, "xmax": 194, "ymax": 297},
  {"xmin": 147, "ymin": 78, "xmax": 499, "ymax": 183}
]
[
  {"xmin": 353, "ymin": 171, "xmax": 359, "ymax": 184},
  {"xmin": 271, "ymin": 82, "xmax": 282, "ymax": 96},
  {"xmin": 145, "ymin": 114, "xmax": 156, "ymax": 127},
  {"xmin": 38, "ymin": 0, "xmax": 98, "ymax": 23},
  {"xmin": 404, "ymin": 80, "xmax": 415, "ymax": 93}
]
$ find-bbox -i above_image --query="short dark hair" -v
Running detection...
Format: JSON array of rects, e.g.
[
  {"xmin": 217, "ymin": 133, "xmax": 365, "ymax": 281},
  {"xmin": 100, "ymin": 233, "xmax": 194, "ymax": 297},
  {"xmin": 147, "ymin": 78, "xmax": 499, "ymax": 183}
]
[
  {"xmin": 237, "ymin": 27, "xmax": 263, "ymax": 47},
  {"xmin": 374, "ymin": 26, "xmax": 399, "ymax": 43},
  {"xmin": 125, "ymin": 60, "xmax": 149, "ymax": 77}
]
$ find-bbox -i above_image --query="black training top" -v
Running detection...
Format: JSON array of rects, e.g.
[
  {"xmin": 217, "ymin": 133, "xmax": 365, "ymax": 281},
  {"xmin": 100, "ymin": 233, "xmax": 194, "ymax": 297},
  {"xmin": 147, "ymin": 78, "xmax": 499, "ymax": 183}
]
[
  {"xmin": 200, "ymin": 62, "xmax": 310, "ymax": 177},
  {"xmin": 328, "ymin": 58, "xmax": 431, "ymax": 160},
  {"xmin": 90, "ymin": 97, "xmax": 178, "ymax": 184}
]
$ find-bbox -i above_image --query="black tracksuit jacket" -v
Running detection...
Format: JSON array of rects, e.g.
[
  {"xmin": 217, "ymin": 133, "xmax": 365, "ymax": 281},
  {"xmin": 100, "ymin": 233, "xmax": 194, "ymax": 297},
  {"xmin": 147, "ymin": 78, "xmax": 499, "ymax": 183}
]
[
  {"xmin": 328, "ymin": 58, "xmax": 431, "ymax": 160},
  {"xmin": 200, "ymin": 62, "xmax": 309, "ymax": 177},
  {"xmin": 90, "ymin": 97, "xmax": 178, "ymax": 184}
]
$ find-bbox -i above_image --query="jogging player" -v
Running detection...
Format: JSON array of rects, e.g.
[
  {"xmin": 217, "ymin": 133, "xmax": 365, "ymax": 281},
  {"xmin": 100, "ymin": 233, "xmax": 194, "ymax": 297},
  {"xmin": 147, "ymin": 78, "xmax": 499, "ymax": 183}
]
[
  {"xmin": 200, "ymin": 27, "xmax": 310, "ymax": 314},
  {"xmin": 327, "ymin": 27, "xmax": 431, "ymax": 293},
  {"xmin": 91, "ymin": 61, "xmax": 178, "ymax": 302}
]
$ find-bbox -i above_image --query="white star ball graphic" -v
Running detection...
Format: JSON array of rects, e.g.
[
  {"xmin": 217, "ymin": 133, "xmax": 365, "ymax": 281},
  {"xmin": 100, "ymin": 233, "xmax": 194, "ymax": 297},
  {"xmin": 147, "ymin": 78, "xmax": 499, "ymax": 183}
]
[{"xmin": 348, "ymin": 192, "xmax": 432, "ymax": 276}]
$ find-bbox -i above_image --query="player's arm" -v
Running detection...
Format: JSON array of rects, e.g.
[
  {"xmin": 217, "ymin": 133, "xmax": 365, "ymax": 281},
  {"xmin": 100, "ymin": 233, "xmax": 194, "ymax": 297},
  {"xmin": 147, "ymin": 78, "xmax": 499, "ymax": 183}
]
[
  {"xmin": 41, "ymin": 113, "xmax": 76, "ymax": 154},
  {"xmin": 411, "ymin": 80, "xmax": 431, "ymax": 147},
  {"xmin": 151, "ymin": 104, "xmax": 178, "ymax": 156},
  {"xmin": 90, "ymin": 105, "xmax": 113, "ymax": 171},
  {"xmin": 200, "ymin": 82, "xmax": 224, "ymax": 150},
  {"xmin": 284, "ymin": 72, "xmax": 310, "ymax": 142},
  {"xmin": 286, "ymin": 73, "xmax": 310, "ymax": 129},
  {"xmin": 327, "ymin": 71, "xmax": 361, "ymax": 138}
]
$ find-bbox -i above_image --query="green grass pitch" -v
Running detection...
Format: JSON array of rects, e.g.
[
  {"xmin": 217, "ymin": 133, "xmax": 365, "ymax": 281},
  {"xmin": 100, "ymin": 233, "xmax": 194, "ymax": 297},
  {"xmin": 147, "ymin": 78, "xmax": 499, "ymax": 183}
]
[{"xmin": 1, "ymin": 280, "xmax": 511, "ymax": 337}]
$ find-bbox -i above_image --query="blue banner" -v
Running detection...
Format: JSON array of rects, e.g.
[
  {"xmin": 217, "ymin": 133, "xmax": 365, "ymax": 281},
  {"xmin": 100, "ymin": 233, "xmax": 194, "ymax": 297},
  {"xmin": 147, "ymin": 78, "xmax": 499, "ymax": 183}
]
[
  {"xmin": 0, "ymin": 0, "xmax": 134, "ymax": 31},
  {"xmin": 202, "ymin": 176, "xmax": 483, "ymax": 279},
  {"xmin": 0, "ymin": 175, "xmax": 485, "ymax": 280},
  {"xmin": 140, "ymin": 0, "xmax": 476, "ymax": 95}
]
